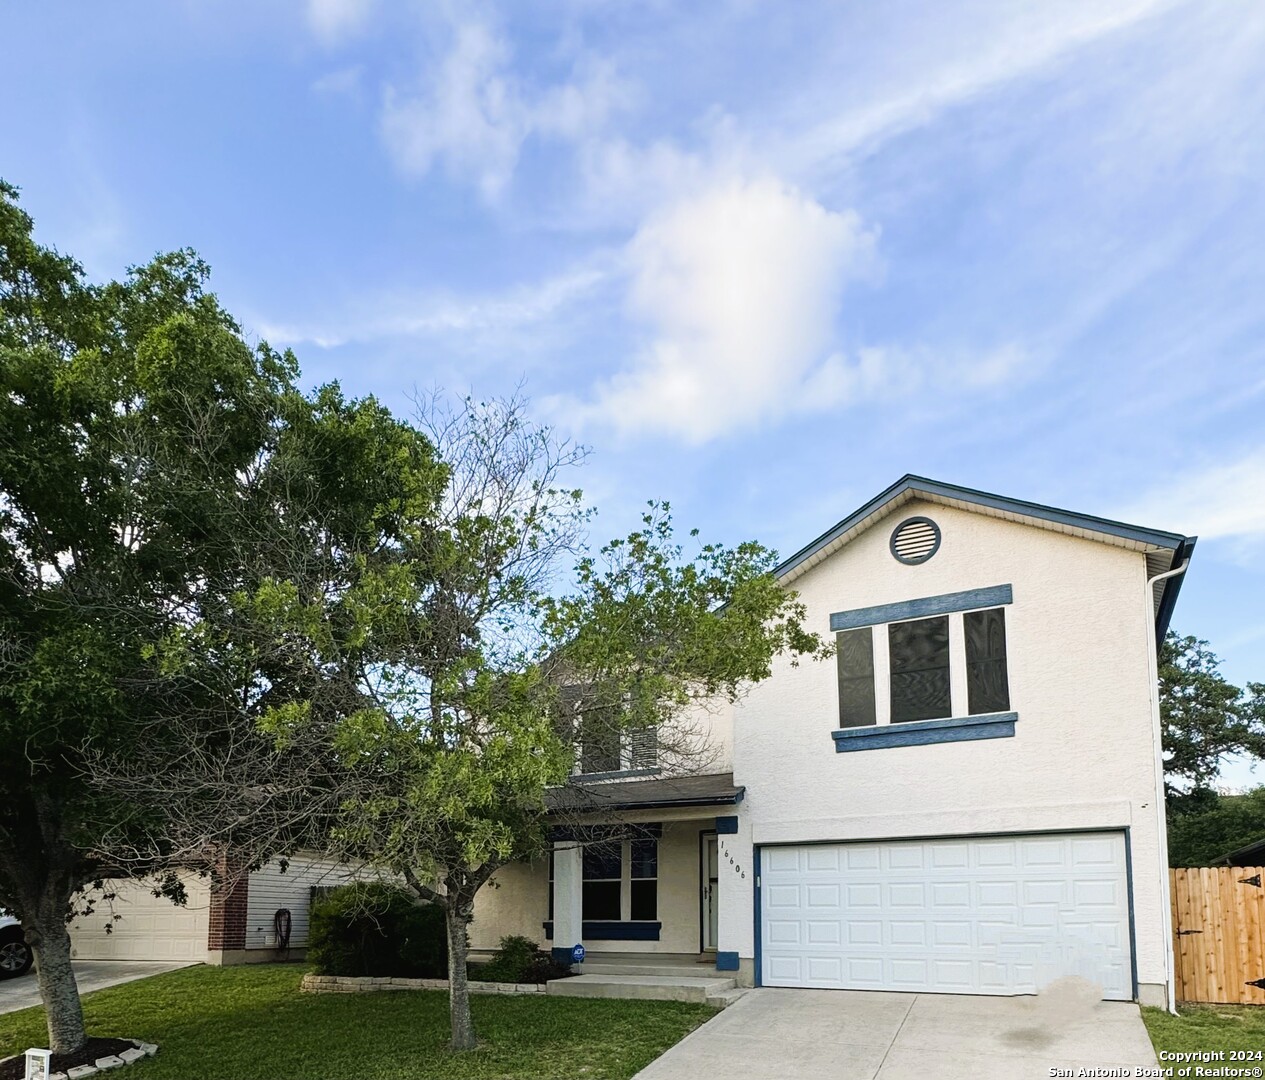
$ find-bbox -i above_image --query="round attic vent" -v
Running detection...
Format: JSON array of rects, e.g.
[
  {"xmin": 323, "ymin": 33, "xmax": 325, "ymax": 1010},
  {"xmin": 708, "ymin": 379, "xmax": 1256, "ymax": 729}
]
[{"xmin": 890, "ymin": 516, "xmax": 941, "ymax": 565}]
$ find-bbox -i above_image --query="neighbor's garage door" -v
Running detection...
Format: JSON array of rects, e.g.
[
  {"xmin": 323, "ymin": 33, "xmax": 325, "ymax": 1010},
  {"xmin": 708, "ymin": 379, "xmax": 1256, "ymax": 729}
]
[
  {"xmin": 760, "ymin": 832, "xmax": 1132, "ymax": 999},
  {"xmin": 69, "ymin": 875, "xmax": 210, "ymax": 962}
]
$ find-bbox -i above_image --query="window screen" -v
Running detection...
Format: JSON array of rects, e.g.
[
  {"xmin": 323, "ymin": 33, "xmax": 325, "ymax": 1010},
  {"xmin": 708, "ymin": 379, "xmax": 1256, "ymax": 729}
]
[
  {"xmin": 580, "ymin": 711, "xmax": 621, "ymax": 774},
  {"xmin": 888, "ymin": 616, "xmax": 951, "ymax": 723},
  {"xmin": 964, "ymin": 607, "xmax": 1010, "ymax": 714},
  {"xmin": 836, "ymin": 627, "xmax": 876, "ymax": 728}
]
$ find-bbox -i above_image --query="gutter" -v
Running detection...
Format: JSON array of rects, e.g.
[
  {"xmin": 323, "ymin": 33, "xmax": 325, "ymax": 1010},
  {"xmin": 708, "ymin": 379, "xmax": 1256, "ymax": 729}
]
[
  {"xmin": 1154, "ymin": 538, "xmax": 1198, "ymax": 647},
  {"xmin": 548, "ymin": 790, "xmax": 746, "ymax": 814},
  {"xmin": 1146, "ymin": 556, "xmax": 1190, "ymax": 1015}
]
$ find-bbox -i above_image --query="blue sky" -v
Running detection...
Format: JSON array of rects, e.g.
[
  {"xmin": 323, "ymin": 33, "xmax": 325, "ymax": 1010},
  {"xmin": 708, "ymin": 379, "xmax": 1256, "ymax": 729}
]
[{"xmin": 5, "ymin": 1, "xmax": 1264, "ymax": 779}]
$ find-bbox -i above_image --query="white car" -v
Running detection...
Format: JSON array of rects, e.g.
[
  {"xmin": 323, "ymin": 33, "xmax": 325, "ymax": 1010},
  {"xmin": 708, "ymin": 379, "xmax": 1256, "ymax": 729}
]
[{"xmin": 0, "ymin": 913, "xmax": 33, "ymax": 979}]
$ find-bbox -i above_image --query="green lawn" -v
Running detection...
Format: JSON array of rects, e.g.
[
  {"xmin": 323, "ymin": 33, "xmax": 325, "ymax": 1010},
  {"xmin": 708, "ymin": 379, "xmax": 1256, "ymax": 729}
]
[
  {"xmin": 1142, "ymin": 1003, "xmax": 1265, "ymax": 1059},
  {"xmin": 0, "ymin": 965, "xmax": 715, "ymax": 1080}
]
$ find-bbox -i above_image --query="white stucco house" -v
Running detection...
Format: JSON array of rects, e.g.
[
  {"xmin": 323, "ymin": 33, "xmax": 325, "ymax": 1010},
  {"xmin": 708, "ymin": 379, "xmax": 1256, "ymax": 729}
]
[{"xmin": 469, "ymin": 475, "xmax": 1196, "ymax": 1008}]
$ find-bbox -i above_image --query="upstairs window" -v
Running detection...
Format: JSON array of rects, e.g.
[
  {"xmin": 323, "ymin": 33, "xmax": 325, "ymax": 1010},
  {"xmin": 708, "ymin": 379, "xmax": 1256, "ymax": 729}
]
[
  {"xmin": 836, "ymin": 605, "xmax": 1010, "ymax": 729},
  {"xmin": 965, "ymin": 607, "xmax": 1010, "ymax": 714},
  {"xmin": 836, "ymin": 627, "xmax": 876, "ymax": 729},
  {"xmin": 889, "ymin": 615, "xmax": 951, "ymax": 723},
  {"xmin": 578, "ymin": 715, "xmax": 658, "ymax": 776},
  {"xmin": 580, "ymin": 715, "xmax": 621, "ymax": 774}
]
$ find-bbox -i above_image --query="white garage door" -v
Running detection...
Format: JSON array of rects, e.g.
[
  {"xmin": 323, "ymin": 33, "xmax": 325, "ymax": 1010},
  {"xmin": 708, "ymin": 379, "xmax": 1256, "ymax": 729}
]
[
  {"xmin": 70, "ymin": 875, "xmax": 210, "ymax": 962},
  {"xmin": 760, "ymin": 832, "xmax": 1132, "ymax": 999}
]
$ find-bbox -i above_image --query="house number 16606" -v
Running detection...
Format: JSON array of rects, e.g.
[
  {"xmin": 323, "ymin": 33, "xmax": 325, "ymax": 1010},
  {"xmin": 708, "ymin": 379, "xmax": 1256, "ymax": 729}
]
[{"xmin": 718, "ymin": 839, "xmax": 745, "ymax": 879}]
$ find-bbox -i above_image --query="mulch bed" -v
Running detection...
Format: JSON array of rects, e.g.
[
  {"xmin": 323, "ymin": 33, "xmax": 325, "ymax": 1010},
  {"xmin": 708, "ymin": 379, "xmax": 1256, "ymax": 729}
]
[{"xmin": 0, "ymin": 1036, "xmax": 138, "ymax": 1080}]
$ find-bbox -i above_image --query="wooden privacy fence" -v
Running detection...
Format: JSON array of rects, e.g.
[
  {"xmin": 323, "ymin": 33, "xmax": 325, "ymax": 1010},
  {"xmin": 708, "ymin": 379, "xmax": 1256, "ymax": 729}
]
[{"xmin": 1171, "ymin": 866, "xmax": 1265, "ymax": 1004}]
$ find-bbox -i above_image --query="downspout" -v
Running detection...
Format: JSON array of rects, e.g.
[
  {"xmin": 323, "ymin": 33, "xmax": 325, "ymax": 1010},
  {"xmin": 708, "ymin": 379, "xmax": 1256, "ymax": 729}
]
[{"xmin": 1146, "ymin": 558, "xmax": 1188, "ymax": 1015}]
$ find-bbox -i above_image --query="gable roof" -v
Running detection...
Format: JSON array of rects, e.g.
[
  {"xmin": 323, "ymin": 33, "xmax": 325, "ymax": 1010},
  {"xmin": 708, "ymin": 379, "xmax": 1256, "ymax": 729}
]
[{"xmin": 774, "ymin": 474, "xmax": 1197, "ymax": 641}]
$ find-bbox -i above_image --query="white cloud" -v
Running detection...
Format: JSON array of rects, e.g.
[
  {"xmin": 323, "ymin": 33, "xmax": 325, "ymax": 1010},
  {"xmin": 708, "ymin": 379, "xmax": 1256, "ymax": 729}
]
[
  {"xmin": 1120, "ymin": 448, "xmax": 1265, "ymax": 542},
  {"xmin": 551, "ymin": 178, "xmax": 878, "ymax": 443},
  {"xmin": 781, "ymin": 0, "xmax": 1177, "ymax": 178},
  {"xmin": 379, "ymin": 17, "xmax": 630, "ymax": 198},
  {"xmin": 251, "ymin": 264, "xmax": 607, "ymax": 350},
  {"xmin": 307, "ymin": 0, "xmax": 374, "ymax": 44}
]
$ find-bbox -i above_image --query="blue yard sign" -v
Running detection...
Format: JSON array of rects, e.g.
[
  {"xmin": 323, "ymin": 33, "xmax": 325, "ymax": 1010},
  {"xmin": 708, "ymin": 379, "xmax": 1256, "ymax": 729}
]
[{"xmin": 571, "ymin": 944, "xmax": 586, "ymax": 964}]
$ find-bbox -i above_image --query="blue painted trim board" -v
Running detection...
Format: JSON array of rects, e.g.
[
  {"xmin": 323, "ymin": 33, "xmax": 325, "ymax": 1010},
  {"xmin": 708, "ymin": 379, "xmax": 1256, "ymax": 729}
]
[
  {"xmin": 832, "ymin": 712, "xmax": 1017, "ymax": 752},
  {"xmin": 715, "ymin": 951, "xmax": 740, "ymax": 971},
  {"xmin": 1124, "ymin": 828, "xmax": 1139, "ymax": 1002},
  {"xmin": 830, "ymin": 584, "xmax": 1013, "ymax": 631},
  {"xmin": 753, "ymin": 847, "xmax": 762, "ymax": 988},
  {"xmin": 551, "ymin": 947, "xmax": 574, "ymax": 966},
  {"xmin": 715, "ymin": 815, "xmax": 738, "ymax": 834}
]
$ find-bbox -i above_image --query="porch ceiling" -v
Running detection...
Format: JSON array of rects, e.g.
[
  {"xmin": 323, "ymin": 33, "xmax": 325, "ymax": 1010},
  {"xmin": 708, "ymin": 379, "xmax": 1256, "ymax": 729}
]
[{"xmin": 546, "ymin": 771, "xmax": 744, "ymax": 814}]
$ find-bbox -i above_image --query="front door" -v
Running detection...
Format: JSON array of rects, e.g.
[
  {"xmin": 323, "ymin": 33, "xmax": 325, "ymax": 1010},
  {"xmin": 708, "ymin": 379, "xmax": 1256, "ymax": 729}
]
[{"xmin": 702, "ymin": 834, "xmax": 719, "ymax": 951}]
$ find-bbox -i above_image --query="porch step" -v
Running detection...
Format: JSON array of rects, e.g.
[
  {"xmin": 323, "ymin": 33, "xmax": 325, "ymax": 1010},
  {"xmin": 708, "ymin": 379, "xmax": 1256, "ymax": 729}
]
[
  {"xmin": 546, "ymin": 974, "xmax": 737, "ymax": 1004},
  {"xmin": 706, "ymin": 986, "xmax": 749, "ymax": 1009},
  {"xmin": 581, "ymin": 961, "xmax": 721, "ymax": 978}
]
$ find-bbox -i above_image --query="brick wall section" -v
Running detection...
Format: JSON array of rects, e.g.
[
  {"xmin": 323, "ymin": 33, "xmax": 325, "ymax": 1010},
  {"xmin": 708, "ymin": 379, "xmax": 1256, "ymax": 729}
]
[{"xmin": 208, "ymin": 861, "xmax": 248, "ymax": 951}]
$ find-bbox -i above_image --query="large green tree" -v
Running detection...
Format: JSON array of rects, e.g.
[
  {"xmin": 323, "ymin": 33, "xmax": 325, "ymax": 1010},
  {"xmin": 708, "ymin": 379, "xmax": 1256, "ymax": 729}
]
[
  {"xmin": 1160, "ymin": 632, "xmax": 1265, "ymax": 866},
  {"xmin": 0, "ymin": 180, "xmax": 445, "ymax": 1053},
  {"xmin": 1167, "ymin": 786, "xmax": 1265, "ymax": 867},
  {"xmin": 259, "ymin": 397, "xmax": 832, "ymax": 1050},
  {"xmin": 1161, "ymin": 632, "xmax": 1265, "ymax": 794}
]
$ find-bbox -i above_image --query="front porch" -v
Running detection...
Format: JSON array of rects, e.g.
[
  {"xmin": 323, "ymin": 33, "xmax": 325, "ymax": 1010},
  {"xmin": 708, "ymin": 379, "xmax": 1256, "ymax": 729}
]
[{"xmin": 542, "ymin": 772, "xmax": 748, "ymax": 983}]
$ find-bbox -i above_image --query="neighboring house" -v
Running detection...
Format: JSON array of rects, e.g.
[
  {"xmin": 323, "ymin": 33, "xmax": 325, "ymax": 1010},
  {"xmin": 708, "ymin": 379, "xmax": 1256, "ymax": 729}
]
[
  {"xmin": 1214, "ymin": 839, "xmax": 1265, "ymax": 867},
  {"xmin": 68, "ymin": 855, "xmax": 371, "ymax": 965},
  {"xmin": 469, "ymin": 475, "xmax": 1196, "ymax": 1008}
]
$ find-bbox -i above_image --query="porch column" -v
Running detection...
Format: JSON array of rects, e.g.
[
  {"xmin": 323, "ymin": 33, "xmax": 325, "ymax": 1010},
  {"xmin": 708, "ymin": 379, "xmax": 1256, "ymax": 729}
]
[
  {"xmin": 551, "ymin": 840, "xmax": 584, "ymax": 966},
  {"xmin": 716, "ymin": 814, "xmax": 755, "ymax": 986}
]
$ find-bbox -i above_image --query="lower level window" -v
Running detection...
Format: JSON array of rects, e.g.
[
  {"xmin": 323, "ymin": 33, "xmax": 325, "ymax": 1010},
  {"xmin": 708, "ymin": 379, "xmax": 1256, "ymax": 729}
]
[
  {"xmin": 580, "ymin": 837, "xmax": 658, "ymax": 922},
  {"xmin": 582, "ymin": 843, "xmax": 622, "ymax": 921}
]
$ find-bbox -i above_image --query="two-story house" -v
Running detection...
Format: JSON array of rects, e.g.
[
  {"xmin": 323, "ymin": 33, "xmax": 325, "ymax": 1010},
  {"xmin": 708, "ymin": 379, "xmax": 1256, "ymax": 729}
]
[{"xmin": 468, "ymin": 475, "xmax": 1196, "ymax": 1008}]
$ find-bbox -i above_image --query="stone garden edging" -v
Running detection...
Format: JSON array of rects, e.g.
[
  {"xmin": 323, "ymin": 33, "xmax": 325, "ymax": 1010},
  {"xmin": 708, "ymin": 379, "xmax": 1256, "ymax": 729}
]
[
  {"xmin": 0, "ymin": 1039, "xmax": 159, "ymax": 1080},
  {"xmin": 301, "ymin": 974, "xmax": 545, "ymax": 995}
]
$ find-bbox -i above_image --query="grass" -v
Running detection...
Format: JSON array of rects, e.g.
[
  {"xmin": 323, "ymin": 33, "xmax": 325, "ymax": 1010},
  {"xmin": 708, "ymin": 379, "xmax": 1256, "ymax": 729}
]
[
  {"xmin": 0, "ymin": 965, "xmax": 715, "ymax": 1080},
  {"xmin": 1142, "ymin": 1002, "xmax": 1265, "ymax": 1059}
]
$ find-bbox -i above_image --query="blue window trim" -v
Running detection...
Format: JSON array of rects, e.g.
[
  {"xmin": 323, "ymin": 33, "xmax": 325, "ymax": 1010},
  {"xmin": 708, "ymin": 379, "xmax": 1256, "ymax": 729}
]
[
  {"xmin": 715, "ymin": 815, "xmax": 738, "ymax": 835},
  {"xmin": 715, "ymin": 950, "xmax": 739, "ymax": 971},
  {"xmin": 832, "ymin": 712, "xmax": 1017, "ymax": 752},
  {"xmin": 542, "ymin": 920, "xmax": 661, "ymax": 941},
  {"xmin": 830, "ymin": 584, "xmax": 1012, "ymax": 632}
]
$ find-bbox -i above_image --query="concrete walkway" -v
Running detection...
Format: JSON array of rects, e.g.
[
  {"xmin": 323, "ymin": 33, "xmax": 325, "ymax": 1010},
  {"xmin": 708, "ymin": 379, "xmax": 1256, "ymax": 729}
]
[
  {"xmin": 0, "ymin": 961, "xmax": 197, "ymax": 1015},
  {"xmin": 635, "ymin": 984, "xmax": 1158, "ymax": 1080}
]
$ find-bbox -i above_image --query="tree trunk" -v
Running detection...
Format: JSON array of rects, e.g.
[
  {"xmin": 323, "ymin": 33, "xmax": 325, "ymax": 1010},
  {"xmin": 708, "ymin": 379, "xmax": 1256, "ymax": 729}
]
[
  {"xmin": 445, "ymin": 898, "xmax": 476, "ymax": 1051},
  {"xmin": 28, "ymin": 914, "xmax": 87, "ymax": 1054}
]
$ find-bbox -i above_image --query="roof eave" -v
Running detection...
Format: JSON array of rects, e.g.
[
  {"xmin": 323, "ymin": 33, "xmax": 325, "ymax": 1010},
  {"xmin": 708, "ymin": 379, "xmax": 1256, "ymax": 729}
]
[{"xmin": 775, "ymin": 474, "xmax": 1191, "ymax": 583}]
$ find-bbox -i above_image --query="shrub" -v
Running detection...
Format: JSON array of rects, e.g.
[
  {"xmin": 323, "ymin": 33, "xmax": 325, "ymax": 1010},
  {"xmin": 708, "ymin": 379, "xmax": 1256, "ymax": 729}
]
[
  {"xmin": 521, "ymin": 951, "xmax": 574, "ymax": 983},
  {"xmin": 479, "ymin": 935, "xmax": 573, "ymax": 983},
  {"xmin": 307, "ymin": 882, "xmax": 447, "ymax": 978}
]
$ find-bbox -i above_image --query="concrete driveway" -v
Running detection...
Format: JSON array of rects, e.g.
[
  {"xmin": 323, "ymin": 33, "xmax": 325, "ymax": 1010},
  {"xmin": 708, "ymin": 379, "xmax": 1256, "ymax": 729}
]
[
  {"xmin": 0, "ymin": 961, "xmax": 197, "ymax": 1015},
  {"xmin": 635, "ymin": 983, "xmax": 1158, "ymax": 1080}
]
